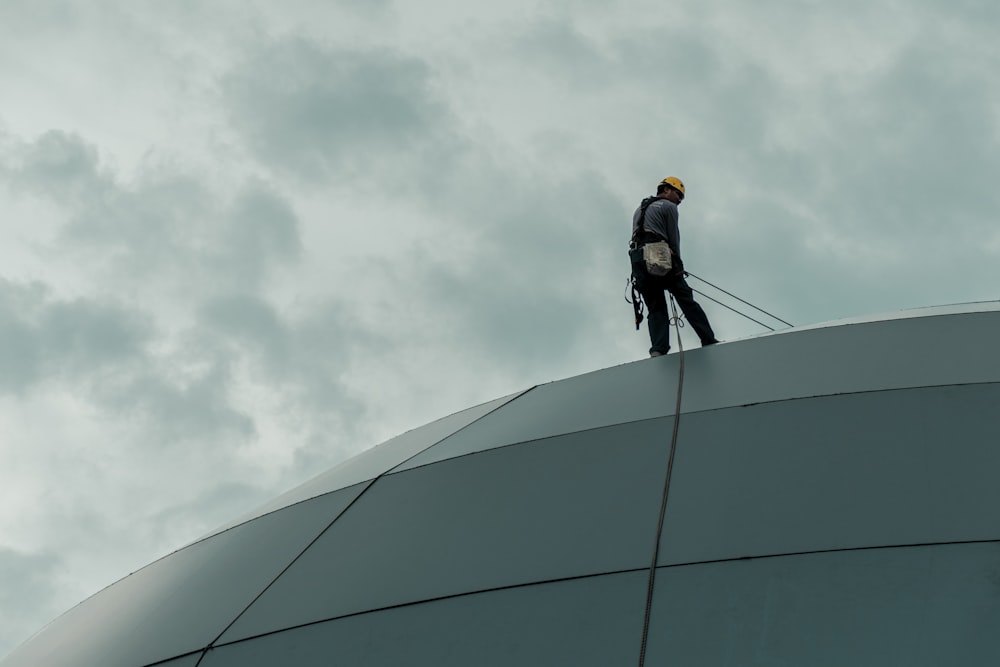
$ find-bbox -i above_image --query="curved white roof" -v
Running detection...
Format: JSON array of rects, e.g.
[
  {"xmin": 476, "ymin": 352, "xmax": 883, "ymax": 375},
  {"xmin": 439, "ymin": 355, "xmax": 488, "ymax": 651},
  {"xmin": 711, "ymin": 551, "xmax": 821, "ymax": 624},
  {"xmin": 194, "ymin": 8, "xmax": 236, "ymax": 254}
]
[{"xmin": 4, "ymin": 303, "xmax": 999, "ymax": 666}]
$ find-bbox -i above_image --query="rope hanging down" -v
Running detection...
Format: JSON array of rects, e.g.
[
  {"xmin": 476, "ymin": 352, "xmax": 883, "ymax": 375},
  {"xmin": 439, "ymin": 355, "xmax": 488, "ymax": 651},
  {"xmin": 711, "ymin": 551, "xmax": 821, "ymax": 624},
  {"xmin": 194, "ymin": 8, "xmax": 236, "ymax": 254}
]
[{"xmin": 637, "ymin": 295, "xmax": 686, "ymax": 667}]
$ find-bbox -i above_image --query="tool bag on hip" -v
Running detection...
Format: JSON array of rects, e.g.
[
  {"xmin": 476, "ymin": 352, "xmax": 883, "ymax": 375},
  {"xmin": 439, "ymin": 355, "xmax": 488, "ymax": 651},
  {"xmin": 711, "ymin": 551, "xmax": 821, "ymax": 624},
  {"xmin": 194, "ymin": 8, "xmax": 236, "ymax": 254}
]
[{"xmin": 640, "ymin": 241, "xmax": 672, "ymax": 276}]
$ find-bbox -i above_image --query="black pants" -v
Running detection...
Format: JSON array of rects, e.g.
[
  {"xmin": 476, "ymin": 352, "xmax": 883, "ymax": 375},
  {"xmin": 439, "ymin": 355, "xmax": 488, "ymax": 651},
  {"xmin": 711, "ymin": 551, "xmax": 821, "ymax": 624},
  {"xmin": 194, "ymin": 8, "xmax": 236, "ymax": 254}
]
[{"xmin": 636, "ymin": 270, "xmax": 717, "ymax": 355}]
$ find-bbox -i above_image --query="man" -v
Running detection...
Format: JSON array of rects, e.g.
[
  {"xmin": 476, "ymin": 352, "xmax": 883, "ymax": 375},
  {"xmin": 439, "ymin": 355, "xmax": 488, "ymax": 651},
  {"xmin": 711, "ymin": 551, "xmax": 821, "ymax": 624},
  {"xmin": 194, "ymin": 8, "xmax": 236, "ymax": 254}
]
[{"xmin": 631, "ymin": 176, "xmax": 718, "ymax": 357}]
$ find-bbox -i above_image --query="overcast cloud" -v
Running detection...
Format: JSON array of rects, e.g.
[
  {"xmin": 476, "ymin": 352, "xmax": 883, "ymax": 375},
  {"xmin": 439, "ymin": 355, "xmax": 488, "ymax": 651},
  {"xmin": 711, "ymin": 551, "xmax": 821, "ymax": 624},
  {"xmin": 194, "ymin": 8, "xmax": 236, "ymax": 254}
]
[{"xmin": 2, "ymin": 0, "xmax": 1000, "ymax": 656}]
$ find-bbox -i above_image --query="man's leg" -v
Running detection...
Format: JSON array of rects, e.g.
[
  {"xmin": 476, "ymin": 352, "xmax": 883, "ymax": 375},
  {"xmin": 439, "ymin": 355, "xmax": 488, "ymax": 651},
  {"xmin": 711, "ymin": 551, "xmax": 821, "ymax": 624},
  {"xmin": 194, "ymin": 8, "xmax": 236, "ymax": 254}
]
[
  {"xmin": 639, "ymin": 279, "xmax": 670, "ymax": 355},
  {"xmin": 666, "ymin": 274, "xmax": 718, "ymax": 345}
]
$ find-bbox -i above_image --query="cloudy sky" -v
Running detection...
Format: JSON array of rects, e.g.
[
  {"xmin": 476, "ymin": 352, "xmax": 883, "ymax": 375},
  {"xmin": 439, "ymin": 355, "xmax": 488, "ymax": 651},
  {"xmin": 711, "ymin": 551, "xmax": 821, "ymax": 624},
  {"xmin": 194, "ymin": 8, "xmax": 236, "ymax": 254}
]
[{"xmin": 2, "ymin": 0, "xmax": 999, "ymax": 656}]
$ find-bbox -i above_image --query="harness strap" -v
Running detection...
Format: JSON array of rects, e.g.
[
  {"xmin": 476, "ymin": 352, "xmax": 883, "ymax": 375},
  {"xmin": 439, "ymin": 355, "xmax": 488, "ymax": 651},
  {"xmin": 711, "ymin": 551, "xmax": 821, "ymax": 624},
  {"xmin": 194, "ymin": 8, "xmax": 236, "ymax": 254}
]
[
  {"xmin": 629, "ymin": 197, "xmax": 663, "ymax": 249},
  {"xmin": 627, "ymin": 196, "xmax": 666, "ymax": 329},
  {"xmin": 626, "ymin": 278, "xmax": 645, "ymax": 330}
]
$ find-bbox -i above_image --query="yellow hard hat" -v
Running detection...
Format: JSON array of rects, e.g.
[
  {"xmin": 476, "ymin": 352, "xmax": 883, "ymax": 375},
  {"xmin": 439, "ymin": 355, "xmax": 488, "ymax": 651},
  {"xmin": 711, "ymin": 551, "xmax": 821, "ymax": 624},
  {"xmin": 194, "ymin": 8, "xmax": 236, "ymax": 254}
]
[{"xmin": 659, "ymin": 176, "xmax": 685, "ymax": 197}]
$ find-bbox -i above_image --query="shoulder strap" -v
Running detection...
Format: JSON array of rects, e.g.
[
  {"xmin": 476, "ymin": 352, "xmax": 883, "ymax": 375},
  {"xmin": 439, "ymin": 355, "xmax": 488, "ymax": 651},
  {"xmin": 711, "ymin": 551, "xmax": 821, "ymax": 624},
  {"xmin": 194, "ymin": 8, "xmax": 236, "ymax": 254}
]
[{"xmin": 630, "ymin": 197, "xmax": 663, "ymax": 247}]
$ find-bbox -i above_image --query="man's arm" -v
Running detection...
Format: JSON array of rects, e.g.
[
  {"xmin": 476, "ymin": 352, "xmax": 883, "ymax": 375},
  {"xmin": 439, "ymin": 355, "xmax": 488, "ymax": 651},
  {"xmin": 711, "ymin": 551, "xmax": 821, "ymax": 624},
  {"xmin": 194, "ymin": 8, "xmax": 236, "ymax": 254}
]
[{"xmin": 658, "ymin": 203, "xmax": 681, "ymax": 260}]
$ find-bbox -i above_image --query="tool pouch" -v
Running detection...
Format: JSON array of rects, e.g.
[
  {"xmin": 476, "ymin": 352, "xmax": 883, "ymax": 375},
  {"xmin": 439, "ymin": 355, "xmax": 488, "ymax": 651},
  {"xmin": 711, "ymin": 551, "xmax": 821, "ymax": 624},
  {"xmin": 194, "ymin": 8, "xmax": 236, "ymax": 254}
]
[{"xmin": 641, "ymin": 241, "xmax": 673, "ymax": 276}]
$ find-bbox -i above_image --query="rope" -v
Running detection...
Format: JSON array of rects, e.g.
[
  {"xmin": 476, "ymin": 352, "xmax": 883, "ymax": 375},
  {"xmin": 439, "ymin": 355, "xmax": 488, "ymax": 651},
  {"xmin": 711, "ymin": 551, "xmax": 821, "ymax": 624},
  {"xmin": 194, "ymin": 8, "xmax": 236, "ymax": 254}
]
[
  {"xmin": 691, "ymin": 287, "xmax": 777, "ymax": 332},
  {"xmin": 637, "ymin": 295, "xmax": 686, "ymax": 667},
  {"xmin": 685, "ymin": 271, "xmax": 793, "ymax": 327}
]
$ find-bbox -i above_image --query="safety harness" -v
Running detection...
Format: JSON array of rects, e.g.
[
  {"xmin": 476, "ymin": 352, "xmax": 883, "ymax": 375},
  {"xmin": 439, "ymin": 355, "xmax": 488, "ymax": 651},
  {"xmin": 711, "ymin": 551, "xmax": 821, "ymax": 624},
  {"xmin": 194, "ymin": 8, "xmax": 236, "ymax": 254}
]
[{"xmin": 626, "ymin": 197, "xmax": 666, "ymax": 330}]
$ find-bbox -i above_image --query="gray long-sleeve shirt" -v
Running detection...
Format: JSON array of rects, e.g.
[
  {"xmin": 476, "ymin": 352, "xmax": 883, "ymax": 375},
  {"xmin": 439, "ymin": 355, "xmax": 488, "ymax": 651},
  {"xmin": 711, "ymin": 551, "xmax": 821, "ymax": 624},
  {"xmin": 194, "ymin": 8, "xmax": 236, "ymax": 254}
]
[{"xmin": 632, "ymin": 197, "xmax": 681, "ymax": 260}]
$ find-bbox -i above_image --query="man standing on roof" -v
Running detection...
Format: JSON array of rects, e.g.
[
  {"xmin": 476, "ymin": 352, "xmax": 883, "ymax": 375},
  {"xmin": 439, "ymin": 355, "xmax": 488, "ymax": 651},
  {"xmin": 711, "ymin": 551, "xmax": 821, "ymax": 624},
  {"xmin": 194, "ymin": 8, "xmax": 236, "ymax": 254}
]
[{"xmin": 630, "ymin": 176, "xmax": 718, "ymax": 357}]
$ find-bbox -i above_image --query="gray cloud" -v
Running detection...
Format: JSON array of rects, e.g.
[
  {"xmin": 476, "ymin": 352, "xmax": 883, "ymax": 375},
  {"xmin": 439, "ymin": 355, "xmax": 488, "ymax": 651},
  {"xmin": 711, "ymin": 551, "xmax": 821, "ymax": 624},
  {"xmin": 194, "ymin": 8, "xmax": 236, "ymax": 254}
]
[
  {"xmin": 221, "ymin": 37, "xmax": 447, "ymax": 181},
  {"xmin": 99, "ymin": 356, "xmax": 255, "ymax": 444},
  {"xmin": 0, "ymin": 0, "xmax": 86, "ymax": 36},
  {"xmin": 7, "ymin": 130, "xmax": 104, "ymax": 205},
  {"xmin": 833, "ymin": 41, "xmax": 1000, "ymax": 228},
  {"xmin": 0, "ymin": 280, "xmax": 151, "ymax": 393},
  {"xmin": 200, "ymin": 294, "xmax": 291, "ymax": 370},
  {"xmin": 224, "ymin": 184, "xmax": 302, "ymax": 267},
  {"xmin": 0, "ymin": 277, "xmax": 258, "ymax": 447},
  {"xmin": 215, "ymin": 31, "xmax": 630, "ymax": 373},
  {"xmin": 511, "ymin": 17, "xmax": 618, "ymax": 90},
  {"xmin": 197, "ymin": 293, "xmax": 370, "ymax": 421},
  {"xmin": 2, "ymin": 125, "xmax": 373, "ymax": 450},
  {"xmin": 4, "ymin": 131, "xmax": 303, "ymax": 295},
  {"xmin": 358, "ymin": 156, "xmax": 628, "ymax": 372}
]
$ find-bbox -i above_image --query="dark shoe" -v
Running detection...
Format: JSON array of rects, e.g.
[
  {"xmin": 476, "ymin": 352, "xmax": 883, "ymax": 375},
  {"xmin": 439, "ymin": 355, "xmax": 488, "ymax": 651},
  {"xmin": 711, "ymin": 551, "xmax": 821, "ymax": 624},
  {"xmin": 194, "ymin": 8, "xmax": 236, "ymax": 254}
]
[{"xmin": 650, "ymin": 350, "xmax": 667, "ymax": 357}]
